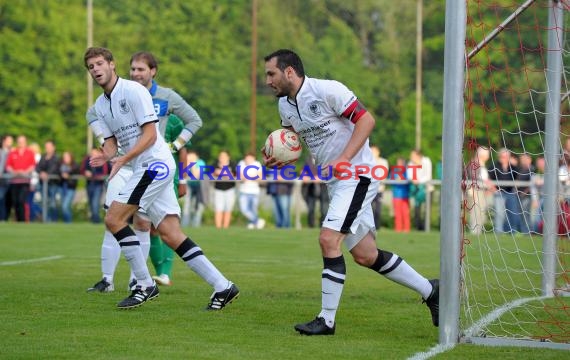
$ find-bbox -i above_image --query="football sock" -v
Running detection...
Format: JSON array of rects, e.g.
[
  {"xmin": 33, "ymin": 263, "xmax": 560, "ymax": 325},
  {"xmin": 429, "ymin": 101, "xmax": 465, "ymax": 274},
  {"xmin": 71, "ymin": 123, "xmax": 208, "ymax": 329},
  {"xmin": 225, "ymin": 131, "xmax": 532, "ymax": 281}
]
[
  {"xmin": 101, "ymin": 230, "xmax": 121, "ymax": 283},
  {"xmin": 130, "ymin": 229, "xmax": 150, "ymax": 281},
  {"xmin": 161, "ymin": 241, "xmax": 174, "ymax": 277},
  {"xmin": 175, "ymin": 237, "xmax": 228, "ymax": 292},
  {"xmin": 318, "ymin": 255, "xmax": 346, "ymax": 328},
  {"xmin": 113, "ymin": 225, "xmax": 153, "ymax": 288},
  {"xmin": 149, "ymin": 234, "xmax": 163, "ymax": 275},
  {"xmin": 135, "ymin": 229, "xmax": 151, "ymax": 260},
  {"xmin": 369, "ymin": 249, "xmax": 432, "ymax": 299}
]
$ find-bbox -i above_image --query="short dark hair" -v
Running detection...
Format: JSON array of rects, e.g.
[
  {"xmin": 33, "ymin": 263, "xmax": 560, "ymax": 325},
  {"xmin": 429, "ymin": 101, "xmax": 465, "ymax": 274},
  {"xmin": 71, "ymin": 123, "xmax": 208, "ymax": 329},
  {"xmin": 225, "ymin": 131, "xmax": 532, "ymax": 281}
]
[
  {"xmin": 130, "ymin": 51, "xmax": 158, "ymax": 72},
  {"xmin": 264, "ymin": 49, "xmax": 305, "ymax": 77},
  {"xmin": 84, "ymin": 47, "xmax": 114, "ymax": 68}
]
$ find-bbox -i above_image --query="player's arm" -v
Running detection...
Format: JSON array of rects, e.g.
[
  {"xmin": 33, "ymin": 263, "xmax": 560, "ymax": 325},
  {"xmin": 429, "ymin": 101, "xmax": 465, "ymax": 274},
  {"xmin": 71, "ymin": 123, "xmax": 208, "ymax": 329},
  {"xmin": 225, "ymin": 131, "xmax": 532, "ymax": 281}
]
[
  {"xmin": 325, "ymin": 80, "xmax": 374, "ymax": 164},
  {"xmin": 86, "ymin": 106, "xmax": 118, "ymax": 166},
  {"xmin": 339, "ymin": 109, "xmax": 375, "ymax": 162},
  {"xmin": 169, "ymin": 91, "xmax": 202, "ymax": 151},
  {"xmin": 101, "ymin": 137, "xmax": 119, "ymax": 161},
  {"xmin": 120, "ymin": 122, "xmax": 157, "ymax": 165}
]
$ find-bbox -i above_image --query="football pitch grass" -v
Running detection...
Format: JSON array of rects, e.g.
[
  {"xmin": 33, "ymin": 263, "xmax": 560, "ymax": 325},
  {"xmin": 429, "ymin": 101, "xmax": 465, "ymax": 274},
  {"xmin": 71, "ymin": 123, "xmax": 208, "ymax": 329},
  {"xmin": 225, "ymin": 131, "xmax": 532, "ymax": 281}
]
[{"xmin": 0, "ymin": 223, "xmax": 567, "ymax": 359}]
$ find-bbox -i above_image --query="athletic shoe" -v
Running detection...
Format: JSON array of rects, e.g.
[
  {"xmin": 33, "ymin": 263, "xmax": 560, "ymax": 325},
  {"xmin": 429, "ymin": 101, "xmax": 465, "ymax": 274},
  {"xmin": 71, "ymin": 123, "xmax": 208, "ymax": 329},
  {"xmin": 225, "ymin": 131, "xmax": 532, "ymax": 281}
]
[
  {"xmin": 127, "ymin": 278, "xmax": 137, "ymax": 291},
  {"xmin": 247, "ymin": 223, "xmax": 255, "ymax": 229},
  {"xmin": 294, "ymin": 317, "xmax": 335, "ymax": 335},
  {"xmin": 87, "ymin": 278, "xmax": 114, "ymax": 293},
  {"xmin": 256, "ymin": 218, "xmax": 266, "ymax": 229},
  {"xmin": 206, "ymin": 283, "xmax": 239, "ymax": 310},
  {"xmin": 423, "ymin": 279, "xmax": 439, "ymax": 327},
  {"xmin": 117, "ymin": 284, "xmax": 159, "ymax": 309},
  {"xmin": 152, "ymin": 274, "xmax": 172, "ymax": 286}
]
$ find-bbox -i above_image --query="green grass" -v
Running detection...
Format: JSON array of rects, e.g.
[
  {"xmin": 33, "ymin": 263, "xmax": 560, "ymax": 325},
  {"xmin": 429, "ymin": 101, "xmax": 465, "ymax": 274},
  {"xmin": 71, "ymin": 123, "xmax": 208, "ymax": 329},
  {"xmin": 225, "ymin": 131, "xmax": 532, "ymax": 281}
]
[{"xmin": 0, "ymin": 224, "xmax": 567, "ymax": 359}]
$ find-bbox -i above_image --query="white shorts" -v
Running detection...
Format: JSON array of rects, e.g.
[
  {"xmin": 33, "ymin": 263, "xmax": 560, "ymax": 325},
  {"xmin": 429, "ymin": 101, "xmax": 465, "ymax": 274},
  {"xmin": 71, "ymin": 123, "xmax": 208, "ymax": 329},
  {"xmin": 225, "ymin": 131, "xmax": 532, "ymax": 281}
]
[
  {"xmin": 214, "ymin": 188, "xmax": 236, "ymax": 212},
  {"xmin": 323, "ymin": 176, "xmax": 377, "ymax": 250},
  {"xmin": 111, "ymin": 163, "xmax": 180, "ymax": 227},
  {"xmin": 104, "ymin": 167, "xmax": 133, "ymax": 209}
]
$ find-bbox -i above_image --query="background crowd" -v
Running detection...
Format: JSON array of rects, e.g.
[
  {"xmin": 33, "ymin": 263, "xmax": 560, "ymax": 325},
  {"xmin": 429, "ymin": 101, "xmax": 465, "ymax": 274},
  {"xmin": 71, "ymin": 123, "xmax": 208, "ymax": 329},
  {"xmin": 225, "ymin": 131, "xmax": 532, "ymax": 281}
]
[
  {"xmin": 463, "ymin": 141, "xmax": 570, "ymax": 235},
  {"xmin": 0, "ymin": 132, "xmax": 441, "ymax": 231}
]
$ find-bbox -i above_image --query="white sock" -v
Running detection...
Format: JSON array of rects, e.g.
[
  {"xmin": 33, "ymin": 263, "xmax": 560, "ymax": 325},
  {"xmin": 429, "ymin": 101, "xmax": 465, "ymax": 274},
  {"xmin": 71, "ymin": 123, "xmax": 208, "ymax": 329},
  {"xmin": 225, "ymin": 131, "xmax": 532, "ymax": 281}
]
[
  {"xmin": 135, "ymin": 229, "xmax": 151, "ymax": 260},
  {"xmin": 130, "ymin": 229, "xmax": 150, "ymax": 281},
  {"xmin": 101, "ymin": 230, "xmax": 121, "ymax": 283},
  {"xmin": 380, "ymin": 254, "xmax": 432, "ymax": 299},
  {"xmin": 113, "ymin": 227, "xmax": 153, "ymax": 288},
  {"xmin": 175, "ymin": 238, "xmax": 229, "ymax": 292},
  {"xmin": 317, "ymin": 256, "xmax": 346, "ymax": 328}
]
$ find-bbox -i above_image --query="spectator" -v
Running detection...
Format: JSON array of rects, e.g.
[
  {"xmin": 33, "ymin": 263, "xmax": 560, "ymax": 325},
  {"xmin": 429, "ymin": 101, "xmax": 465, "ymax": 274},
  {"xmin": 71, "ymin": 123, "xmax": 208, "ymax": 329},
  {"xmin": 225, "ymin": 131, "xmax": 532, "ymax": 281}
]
[
  {"xmin": 530, "ymin": 156, "xmax": 545, "ymax": 232},
  {"xmin": 182, "ymin": 150, "xmax": 207, "ymax": 227},
  {"xmin": 301, "ymin": 156, "xmax": 329, "ymax": 228},
  {"xmin": 464, "ymin": 146, "xmax": 492, "ymax": 234},
  {"xmin": 0, "ymin": 135, "xmax": 13, "ymax": 221},
  {"xmin": 558, "ymin": 153, "xmax": 570, "ymax": 201},
  {"xmin": 5, "ymin": 135, "xmax": 36, "ymax": 222},
  {"xmin": 237, "ymin": 152, "xmax": 265, "ymax": 229},
  {"xmin": 36, "ymin": 140, "xmax": 61, "ymax": 222},
  {"xmin": 268, "ymin": 176, "xmax": 294, "ymax": 228},
  {"xmin": 80, "ymin": 148, "xmax": 110, "ymax": 223},
  {"xmin": 28, "ymin": 142, "xmax": 42, "ymax": 221},
  {"xmin": 370, "ymin": 145, "xmax": 388, "ymax": 230},
  {"xmin": 391, "ymin": 157, "xmax": 411, "ymax": 232},
  {"xmin": 488, "ymin": 148, "xmax": 520, "ymax": 233},
  {"xmin": 212, "ymin": 150, "xmax": 236, "ymax": 229},
  {"xmin": 517, "ymin": 153, "xmax": 533, "ymax": 234},
  {"xmin": 59, "ymin": 151, "xmax": 80, "ymax": 223},
  {"xmin": 409, "ymin": 149, "xmax": 432, "ymax": 231}
]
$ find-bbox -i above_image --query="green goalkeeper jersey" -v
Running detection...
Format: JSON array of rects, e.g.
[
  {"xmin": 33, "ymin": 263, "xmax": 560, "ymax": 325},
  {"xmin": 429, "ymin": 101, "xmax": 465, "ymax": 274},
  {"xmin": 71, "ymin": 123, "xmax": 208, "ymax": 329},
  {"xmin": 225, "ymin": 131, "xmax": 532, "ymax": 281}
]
[{"xmin": 165, "ymin": 114, "xmax": 191, "ymax": 192}]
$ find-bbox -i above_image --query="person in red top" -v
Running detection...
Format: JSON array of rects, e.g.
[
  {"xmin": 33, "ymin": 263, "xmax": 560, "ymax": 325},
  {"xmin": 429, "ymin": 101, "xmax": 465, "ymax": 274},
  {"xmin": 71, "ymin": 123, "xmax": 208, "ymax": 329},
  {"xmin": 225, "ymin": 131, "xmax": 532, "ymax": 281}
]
[{"xmin": 5, "ymin": 135, "xmax": 36, "ymax": 221}]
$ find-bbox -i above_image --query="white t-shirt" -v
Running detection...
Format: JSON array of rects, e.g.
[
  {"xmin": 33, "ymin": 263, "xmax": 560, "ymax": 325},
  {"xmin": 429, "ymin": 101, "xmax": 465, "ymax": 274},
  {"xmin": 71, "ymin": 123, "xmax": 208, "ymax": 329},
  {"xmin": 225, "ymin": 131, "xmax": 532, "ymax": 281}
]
[
  {"xmin": 278, "ymin": 76, "xmax": 375, "ymax": 172},
  {"xmin": 237, "ymin": 159, "xmax": 261, "ymax": 195},
  {"xmin": 91, "ymin": 78, "xmax": 171, "ymax": 169}
]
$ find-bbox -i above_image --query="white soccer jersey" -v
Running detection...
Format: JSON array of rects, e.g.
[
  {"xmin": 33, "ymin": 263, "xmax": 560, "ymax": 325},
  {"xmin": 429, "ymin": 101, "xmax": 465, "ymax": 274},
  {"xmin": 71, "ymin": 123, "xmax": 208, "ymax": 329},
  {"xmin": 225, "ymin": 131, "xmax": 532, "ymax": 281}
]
[
  {"xmin": 92, "ymin": 78, "xmax": 171, "ymax": 168},
  {"xmin": 86, "ymin": 105, "xmax": 133, "ymax": 171},
  {"xmin": 278, "ymin": 76, "xmax": 375, "ymax": 170}
]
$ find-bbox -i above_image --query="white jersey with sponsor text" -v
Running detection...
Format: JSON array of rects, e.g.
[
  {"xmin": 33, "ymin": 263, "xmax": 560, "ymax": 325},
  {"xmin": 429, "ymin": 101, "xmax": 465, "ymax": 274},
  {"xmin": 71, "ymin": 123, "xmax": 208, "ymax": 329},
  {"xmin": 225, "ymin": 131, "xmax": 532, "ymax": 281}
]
[
  {"xmin": 278, "ymin": 76, "xmax": 375, "ymax": 171},
  {"xmin": 92, "ymin": 78, "xmax": 172, "ymax": 169}
]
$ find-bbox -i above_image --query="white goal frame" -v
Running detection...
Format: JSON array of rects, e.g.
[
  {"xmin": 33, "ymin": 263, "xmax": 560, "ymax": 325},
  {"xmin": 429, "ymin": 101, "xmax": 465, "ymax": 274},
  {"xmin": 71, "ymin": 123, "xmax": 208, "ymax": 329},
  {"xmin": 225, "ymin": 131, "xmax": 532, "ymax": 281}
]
[{"xmin": 441, "ymin": 0, "xmax": 570, "ymax": 350}]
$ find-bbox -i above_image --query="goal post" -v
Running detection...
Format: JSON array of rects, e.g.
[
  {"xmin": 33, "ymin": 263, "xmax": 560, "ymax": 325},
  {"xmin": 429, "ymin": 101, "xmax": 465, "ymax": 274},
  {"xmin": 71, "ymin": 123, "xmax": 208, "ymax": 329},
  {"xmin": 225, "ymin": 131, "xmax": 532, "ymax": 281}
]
[
  {"xmin": 542, "ymin": 0, "xmax": 563, "ymax": 300},
  {"xmin": 440, "ymin": 0, "xmax": 466, "ymax": 346},
  {"xmin": 443, "ymin": 0, "xmax": 570, "ymax": 350}
]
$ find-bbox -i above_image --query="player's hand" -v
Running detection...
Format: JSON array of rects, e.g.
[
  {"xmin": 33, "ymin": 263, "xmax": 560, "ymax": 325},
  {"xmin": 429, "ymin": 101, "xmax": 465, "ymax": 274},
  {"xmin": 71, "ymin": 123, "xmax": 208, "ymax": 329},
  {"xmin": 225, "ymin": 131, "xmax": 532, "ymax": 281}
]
[
  {"xmin": 89, "ymin": 149, "xmax": 107, "ymax": 167},
  {"xmin": 261, "ymin": 145, "xmax": 287, "ymax": 169},
  {"xmin": 323, "ymin": 156, "xmax": 351, "ymax": 178},
  {"xmin": 168, "ymin": 142, "xmax": 178, "ymax": 154},
  {"xmin": 107, "ymin": 156, "xmax": 126, "ymax": 181}
]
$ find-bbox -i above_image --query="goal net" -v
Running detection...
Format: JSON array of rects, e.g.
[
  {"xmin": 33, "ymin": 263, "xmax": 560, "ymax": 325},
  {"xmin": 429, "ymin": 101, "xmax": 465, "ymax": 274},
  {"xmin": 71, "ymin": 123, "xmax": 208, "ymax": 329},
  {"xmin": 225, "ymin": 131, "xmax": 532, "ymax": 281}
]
[{"xmin": 461, "ymin": 0, "xmax": 570, "ymax": 349}]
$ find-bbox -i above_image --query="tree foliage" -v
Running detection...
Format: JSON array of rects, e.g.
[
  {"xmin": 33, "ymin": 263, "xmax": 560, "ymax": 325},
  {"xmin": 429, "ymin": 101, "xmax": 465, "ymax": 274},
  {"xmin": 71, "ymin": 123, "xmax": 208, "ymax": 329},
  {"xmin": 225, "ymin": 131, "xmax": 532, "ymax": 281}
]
[{"xmin": 0, "ymin": 0, "xmax": 449, "ymax": 165}]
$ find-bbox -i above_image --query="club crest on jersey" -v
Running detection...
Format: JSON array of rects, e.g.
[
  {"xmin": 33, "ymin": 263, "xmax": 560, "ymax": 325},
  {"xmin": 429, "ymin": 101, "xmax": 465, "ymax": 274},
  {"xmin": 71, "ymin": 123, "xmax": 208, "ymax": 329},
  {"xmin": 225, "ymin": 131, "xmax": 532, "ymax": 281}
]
[
  {"xmin": 119, "ymin": 99, "xmax": 129, "ymax": 114},
  {"xmin": 308, "ymin": 101, "xmax": 321, "ymax": 118}
]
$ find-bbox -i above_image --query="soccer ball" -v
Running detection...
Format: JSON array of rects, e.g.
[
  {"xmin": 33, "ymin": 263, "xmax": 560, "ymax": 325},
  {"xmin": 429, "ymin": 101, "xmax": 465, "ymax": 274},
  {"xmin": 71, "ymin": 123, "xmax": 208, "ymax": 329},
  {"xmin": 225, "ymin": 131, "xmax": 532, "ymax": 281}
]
[{"xmin": 264, "ymin": 129, "xmax": 302, "ymax": 163}]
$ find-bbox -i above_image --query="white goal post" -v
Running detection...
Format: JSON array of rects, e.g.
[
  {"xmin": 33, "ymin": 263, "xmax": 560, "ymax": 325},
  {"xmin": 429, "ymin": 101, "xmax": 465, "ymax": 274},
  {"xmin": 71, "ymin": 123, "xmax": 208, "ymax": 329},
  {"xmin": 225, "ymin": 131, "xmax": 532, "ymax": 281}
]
[{"xmin": 442, "ymin": 0, "xmax": 570, "ymax": 350}]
